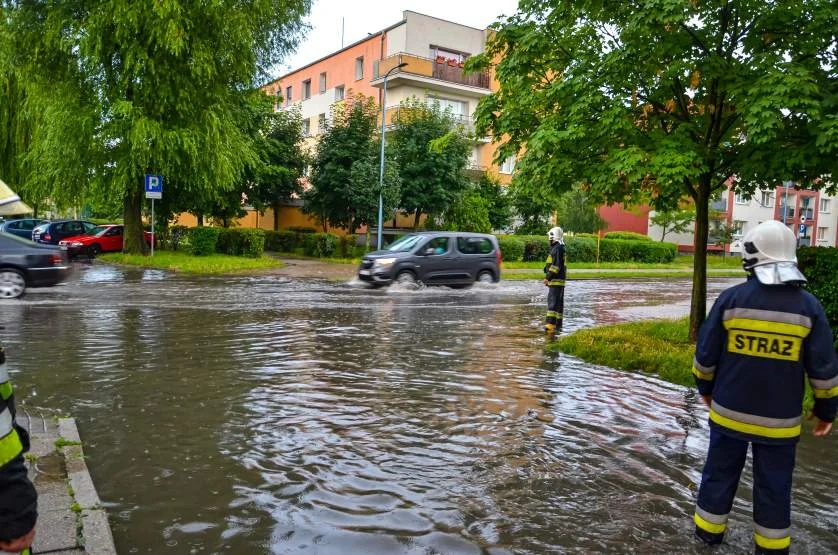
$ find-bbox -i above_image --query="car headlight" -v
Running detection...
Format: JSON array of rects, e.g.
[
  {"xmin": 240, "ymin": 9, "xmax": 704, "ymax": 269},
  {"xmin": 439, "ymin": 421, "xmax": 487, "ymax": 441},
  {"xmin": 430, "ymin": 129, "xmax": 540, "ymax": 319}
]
[
  {"xmin": 71, "ymin": 242, "xmax": 83, "ymax": 247},
  {"xmin": 373, "ymin": 257, "xmax": 396, "ymax": 267}
]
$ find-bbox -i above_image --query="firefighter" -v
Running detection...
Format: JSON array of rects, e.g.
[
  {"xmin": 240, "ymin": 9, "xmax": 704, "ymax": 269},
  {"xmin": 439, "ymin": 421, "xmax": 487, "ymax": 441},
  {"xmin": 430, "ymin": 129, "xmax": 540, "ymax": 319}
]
[
  {"xmin": 0, "ymin": 344, "xmax": 37, "ymax": 554},
  {"xmin": 692, "ymin": 220, "xmax": 838, "ymax": 554},
  {"xmin": 543, "ymin": 226, "xmax": 566, "ymax": 334}
]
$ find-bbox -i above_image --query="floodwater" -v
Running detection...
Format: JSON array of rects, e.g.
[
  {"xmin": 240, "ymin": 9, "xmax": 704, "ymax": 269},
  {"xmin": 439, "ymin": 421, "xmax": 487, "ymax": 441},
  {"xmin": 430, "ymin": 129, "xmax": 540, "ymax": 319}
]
[{"xmin": 2, "ymin": 266, "xmax": 837, "ymax": 554}]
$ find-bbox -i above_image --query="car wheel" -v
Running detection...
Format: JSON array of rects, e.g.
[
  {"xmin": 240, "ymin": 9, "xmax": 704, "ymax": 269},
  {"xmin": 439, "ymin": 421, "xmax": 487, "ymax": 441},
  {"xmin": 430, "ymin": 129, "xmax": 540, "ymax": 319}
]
[
  {"xmin": 395, "ymin": 271, "xmax": 417, "ymax": 285},
  {"xmin": 0, "ymin": 269, "xmax": 26, "ymax": 299},
  {"xmin": 88, "ymin": 244, "xmax": 101, "ymax": 258},
  {"xmin": 477, "ymin": 270, "xmax": 495, "ymax": 283}
]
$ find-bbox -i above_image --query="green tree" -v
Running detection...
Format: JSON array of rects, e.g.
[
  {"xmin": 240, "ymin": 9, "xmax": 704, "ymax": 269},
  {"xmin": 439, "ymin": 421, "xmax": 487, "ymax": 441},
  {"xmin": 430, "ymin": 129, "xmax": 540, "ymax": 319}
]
[
  {"xmin": 470, "ymin": 0, "xmax": 837, "ymax": 339},
  {"xmin": 474, "ymin": 173, "xmax": 513, "ymax": 231},
  {"xmin": 392, "ymin": 97, "xmax": 472, "ymax": 230},
  {"xmin": 244, "ymin": 103, "xmax": 307, "ymax": 230},
  {"xmin": 507, "ymin": 176, "xmax": 559, "ymax": 235},
  {"xmin": 431, "ymin": 189, "xmax": 492, "ymax": 233},
  {"xmin": 4, "ymin": 0, "xmax": 310, "ymax": 253},
  {"xmin": 556, "ymin": 187, "xmax": 605, "ymax": 234},
  {"xmin": 303, "ymin": 94, "xmax": 399, "ymax": 233},
  {"xmin": 651, "ymin": 207, "xmax": 696, "ymax": 242}
]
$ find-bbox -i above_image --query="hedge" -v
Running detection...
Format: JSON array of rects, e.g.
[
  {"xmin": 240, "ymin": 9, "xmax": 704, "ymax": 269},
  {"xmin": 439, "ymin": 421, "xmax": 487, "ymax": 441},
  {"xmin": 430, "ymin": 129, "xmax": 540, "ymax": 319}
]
[
  {"xmin": 264, "ymin": 230, "xmax": 297, "ymax": 252},
  {"xmin": 498, "ymin": 234, "xmax": 675, "ymax": 263},
  {"xmin": 604, "ymin": 231, "xmax": 654, "ymax": 242},
  {"xmin": 303, "ymin": 232, "xmax": 339, "ymax": 258},
  {"xmin": 798, "ymin": 247, "xmax": 838, "ymax": 345},
  {"xmin": 497, "ymin": 236, "xmax": 524, "ymax": 262},
  {"xmin": 189, "ymin": 227, "xmax": 220, "ymax": 256},
  {"xmin": 216, "ymin": 228, "xmax": 265, "ymax": 258}
]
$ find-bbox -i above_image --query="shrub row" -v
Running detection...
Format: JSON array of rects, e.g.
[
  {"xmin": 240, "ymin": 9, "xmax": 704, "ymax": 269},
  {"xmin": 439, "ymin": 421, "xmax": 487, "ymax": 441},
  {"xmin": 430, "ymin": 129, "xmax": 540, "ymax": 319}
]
[
  {"xmin": 263, "ymin": 230, "xmax": 368, "ymax": 259},
  {"xmin": 174, "ymin": 227, "xmax": 267, "ymax": 258},
  {"xmin": 798, "ymin": 247, "xmax": 838, "ymax": 346},
  {"xmin": 497, "ymin": 235, "xmax": 676, "ymax": 263}
]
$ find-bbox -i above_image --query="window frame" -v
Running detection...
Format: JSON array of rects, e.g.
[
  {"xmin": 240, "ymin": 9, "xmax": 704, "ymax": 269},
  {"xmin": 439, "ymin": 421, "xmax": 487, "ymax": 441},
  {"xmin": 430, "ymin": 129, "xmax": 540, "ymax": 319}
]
[
  {"xmin": 499, "ymin": 156, "xmax": 516, "ymax": 175},
  {"xmin": 334, "ymin": 85, "xmax": 345, "ymax": 101},
  {"xmin": 285, "ymin": 86, "xmax": 292, "ymax": 107},
  {"xmin": 820, "ymin": 198, "xmax": 831, "ymax": 213},
  {"xmin": 355, "ymin": 57, "xmax": 364, "ymax": 80},
  {"xmin": 319, "ymin": 72, "xmax": 327, "ymax": 93},
  {"xmin": 302, "ymin": 79, "xmax": 311, "ymax": 100}
]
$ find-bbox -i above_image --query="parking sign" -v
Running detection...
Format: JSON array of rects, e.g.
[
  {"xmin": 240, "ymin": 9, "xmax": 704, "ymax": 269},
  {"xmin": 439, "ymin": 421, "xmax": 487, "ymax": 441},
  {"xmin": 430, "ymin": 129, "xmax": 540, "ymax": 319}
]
[
  {"xmin": 145, "ymin": 174, "xmax": 163, "ymax": 199},
  {"xmin": 799, "ymin": 223, "xmax": 806, "ymax": 234}
]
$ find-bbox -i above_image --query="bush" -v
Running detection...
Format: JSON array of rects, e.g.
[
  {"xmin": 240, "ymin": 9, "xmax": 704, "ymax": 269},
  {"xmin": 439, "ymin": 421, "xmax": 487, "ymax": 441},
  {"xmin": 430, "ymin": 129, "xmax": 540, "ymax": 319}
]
[
  {"xmin": 604, "ymin": 231, "xmax": 653, "ymax": 242},
  {"xmin": 599, "ymin": 238, "xmax": 676, "ymax": 263},
  {"xmin": 287, "ymin": 226, "xmax": 316, "ymax": 234},
  {"xmin": 521, "ymin": 235, "xmax": 551, "ymax": 262},
  {"xmin": 303, "ymin": 232, "xmax": 339, "ymax": 258},
  {"xmin": 189, "ymin": 227, "xmax": 220, "ymax": 256},
  {"xmin": 497, "ymin": 236, "xmax": 525, "ymax": 262},
  {"xmin": 565, "ymin": 237, "xmax": 597, "ymax": 263},
  {"xmin": 798, "ymin": 247, "xmax": 838, "ymax": 345},
  {"xmin": 338, "ymin": 235, "xmax": 360, "ymax": 258},
  {"xmin": 574, "ymin": 233, "xmax": 600, "ymax": 239},
  {"xmin": 216, "ymin": 228, "xmax": 265, "ymax": 258},
  {"xmin": 264, "ymin": 230, "xmax": 297, "ymax": 252}
]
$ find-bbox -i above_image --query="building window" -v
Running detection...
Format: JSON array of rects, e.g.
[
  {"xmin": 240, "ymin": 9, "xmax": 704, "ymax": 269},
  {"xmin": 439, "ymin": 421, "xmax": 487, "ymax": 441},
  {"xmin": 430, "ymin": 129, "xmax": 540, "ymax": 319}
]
[
  {"xmin": 817, "ymin": 227, "xmax": 828, "ymax": 240},
  {"xmin": 302, "ymin": 118, "xmax": 310, "ymax": 136},
  {"xmin": 820, "ymin": 198, "xmax": 831, "ymax": 213},
  {"xmin": 734, "ymin": 192, "xmax": 748, "ymax": 205},
  {"xmin": 285, "ymin": 86, "xmax": 292, "ymax": 107},
  {"xmin": 302, "ymin": 79, "xmax": 311, "ymax": 100},
  {"xmin": 430, "ymin": 45, "xmax": 468, "ymax": 63},
  {"xmin": 427, "ymin": 96, "xmax": 468, "ymax": 120},
  {"xmin": 760, "ymin": 190, "xmax": 774, "ymax": 208},
  {"xmin": 355, "ymin": 57, "xmax": 364, "ymax": 80},
  {"xmin": 318, "ymin": 113, "xmax": 326, "ymax": 132},
  {"xmin": 319, "ymin": 72, "xmax": 327, "ymax": 94},
  {"xmin": 499, "ymin": 156, "xmax": 516, "ymax": 174},
  {"xmin": 732, "ymin": 220, "xmax": 746, "ymax": 237},
  {"xmin": 335, "ymin": 85, "xmax": 345, "ymax": 101}
]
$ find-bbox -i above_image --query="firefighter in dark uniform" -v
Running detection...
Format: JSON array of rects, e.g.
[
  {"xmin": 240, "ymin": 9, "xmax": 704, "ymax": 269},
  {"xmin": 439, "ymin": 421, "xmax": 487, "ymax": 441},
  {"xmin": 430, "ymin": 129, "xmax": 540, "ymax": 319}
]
[
  {"xmin": 543, "ymin": 226, "xmax": 566, "ymax": 334},
  {"xmin": 692, "ymin": 220, "xmax": 838, "ymax": 554},
  {"xmin": 0, "ymin": 344, "xmax": 37, "ymax": 554}
]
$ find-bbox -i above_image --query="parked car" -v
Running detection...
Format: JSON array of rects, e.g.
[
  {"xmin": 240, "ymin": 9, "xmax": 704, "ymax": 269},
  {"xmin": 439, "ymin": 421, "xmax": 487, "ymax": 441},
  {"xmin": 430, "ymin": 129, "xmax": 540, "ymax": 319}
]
[
  {"xmin": 357, "ymin": 232, "xmax": 501, "ymax": 287},
  {"xmin": 0, "ymin": 218, "xmax": 49, "ymax": 239},
  {"xmin": 58, "ymin": 224, "xmax": 155, "ymax": 257},
  {"xmin": 32, "ymin": 220, "xmax": 97, "ymax": 245},
  {"xmin": 0, "ymin": 232, "xmax": 71, "ymax": 298}
]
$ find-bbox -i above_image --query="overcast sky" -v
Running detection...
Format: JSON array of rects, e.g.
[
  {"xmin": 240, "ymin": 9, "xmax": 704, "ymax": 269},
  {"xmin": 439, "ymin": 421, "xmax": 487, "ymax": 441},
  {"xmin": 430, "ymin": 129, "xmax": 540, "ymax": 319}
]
[{"xmin": 273, "ymin": 0, "xmax": 519, "ymax": 78}]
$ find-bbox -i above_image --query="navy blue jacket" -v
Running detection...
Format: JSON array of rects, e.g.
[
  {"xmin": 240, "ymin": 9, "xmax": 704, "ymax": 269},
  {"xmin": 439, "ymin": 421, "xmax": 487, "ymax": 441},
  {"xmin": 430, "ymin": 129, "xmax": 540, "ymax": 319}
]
[
  {"xmin": 544, "ymin": 242, "xmax": 566, "ymax": 285},
  {"xmin": 694, "ymin": 276, "xmax": 838, "ymax": 444}
]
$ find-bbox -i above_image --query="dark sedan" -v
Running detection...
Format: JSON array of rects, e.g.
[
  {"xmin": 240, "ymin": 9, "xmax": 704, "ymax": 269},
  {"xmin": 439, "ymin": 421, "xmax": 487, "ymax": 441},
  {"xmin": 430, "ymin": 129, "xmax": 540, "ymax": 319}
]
[
  {"xmin": 32, "ymin": 220, "xmax": 97, "ymax": 245},
  {"xmin": 0, "ymin": 218, "xmax": 49, "ymax": 239},
  {"xmin": 0, "ymin": 232, "xmax": 71, "ymax": 298}
]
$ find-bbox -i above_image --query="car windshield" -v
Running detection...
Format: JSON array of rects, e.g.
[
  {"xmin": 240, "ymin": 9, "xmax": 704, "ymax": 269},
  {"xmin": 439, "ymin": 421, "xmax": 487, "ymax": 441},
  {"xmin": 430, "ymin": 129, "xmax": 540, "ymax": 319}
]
[
  {"xmin": 385, "ymin": 234, "xmax": 425, "ymax": 252},
  {"xmin": 91, "ymin": 226, "xmax": 111, "ymax": 237}
]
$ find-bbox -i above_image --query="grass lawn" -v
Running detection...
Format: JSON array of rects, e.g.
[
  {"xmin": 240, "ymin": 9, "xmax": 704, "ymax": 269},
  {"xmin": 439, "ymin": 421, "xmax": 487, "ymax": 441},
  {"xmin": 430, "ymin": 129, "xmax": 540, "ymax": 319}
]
[
  {"xmin": 100, "ymin": 251, "xmax": 284, "ymax": 274},
  {"xmin": 503, "ymin": 270, "xmax": 743, "ymax": 280},
  {"xmin": 504, "ymin": 254, "xmax": 743, "ymax": 270},
  {"xmin": 548, "ymin": 317, "xmax": 814, "ymax": 409}
]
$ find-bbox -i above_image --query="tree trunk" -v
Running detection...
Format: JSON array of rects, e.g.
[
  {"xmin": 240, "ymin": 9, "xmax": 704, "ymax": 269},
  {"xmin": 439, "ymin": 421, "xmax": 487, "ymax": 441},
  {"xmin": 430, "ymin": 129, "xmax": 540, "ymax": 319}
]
[
  {"xmin": 123, "ymin": 178, "xmax": 148, "ymax": 255},
  {"xmin": 413, "ymin": 209, "xmax": 421, "ymax": 231},
  {"xmin": 689, "ymin": 185, "xmax": 710, "ymax": 341},
  {"xmin": 272, "ymin": 201, "xmax": 280, "ymax": 231}
]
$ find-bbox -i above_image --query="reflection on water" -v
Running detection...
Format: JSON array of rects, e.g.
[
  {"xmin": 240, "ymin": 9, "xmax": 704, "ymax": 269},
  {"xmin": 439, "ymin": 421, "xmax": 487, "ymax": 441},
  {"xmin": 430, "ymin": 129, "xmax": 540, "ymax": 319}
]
[{"xmin": 2, "ymin": 268, "xmax": 836, "ymax": 553}]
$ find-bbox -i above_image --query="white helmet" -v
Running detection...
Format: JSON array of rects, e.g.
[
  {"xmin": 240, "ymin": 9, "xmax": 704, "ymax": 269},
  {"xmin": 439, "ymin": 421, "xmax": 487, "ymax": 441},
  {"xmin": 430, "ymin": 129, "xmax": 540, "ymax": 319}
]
[
  {"xmin": 547, "ymin": 226, "xmax": 564, "ymax": 242},
  {"xmin": 741, "ymin": 220, "xmax": 806, "ymax": 285}
]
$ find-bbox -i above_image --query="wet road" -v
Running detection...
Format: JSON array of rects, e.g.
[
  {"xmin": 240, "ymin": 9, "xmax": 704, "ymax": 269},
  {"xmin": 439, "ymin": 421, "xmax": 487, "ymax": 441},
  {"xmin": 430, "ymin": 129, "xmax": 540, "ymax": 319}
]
[{"xmin": 2, "ymin": 265, "xmax": 837, "ymax": 553}]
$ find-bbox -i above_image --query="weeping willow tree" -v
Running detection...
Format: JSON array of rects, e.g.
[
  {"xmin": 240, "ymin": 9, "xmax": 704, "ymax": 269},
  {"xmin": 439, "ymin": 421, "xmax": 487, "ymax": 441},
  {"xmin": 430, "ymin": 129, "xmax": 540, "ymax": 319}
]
[{"xmin": 3, "ymin": 0, "xmax": 310, "ymax": 253}]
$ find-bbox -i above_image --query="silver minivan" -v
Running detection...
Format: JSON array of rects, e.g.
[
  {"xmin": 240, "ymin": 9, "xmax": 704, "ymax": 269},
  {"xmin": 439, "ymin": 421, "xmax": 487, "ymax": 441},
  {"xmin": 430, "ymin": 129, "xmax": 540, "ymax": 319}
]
[{"xmin": 357, "ymin": 232, "xmax": 501, "ymax": 287}]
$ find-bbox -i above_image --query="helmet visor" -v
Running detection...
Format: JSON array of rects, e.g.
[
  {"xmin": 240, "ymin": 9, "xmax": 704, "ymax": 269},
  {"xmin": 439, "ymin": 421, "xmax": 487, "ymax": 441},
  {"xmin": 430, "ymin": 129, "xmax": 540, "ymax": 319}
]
[{"xmin": 752, "ymin": 262, "xmax": 807, "ymax": 285}]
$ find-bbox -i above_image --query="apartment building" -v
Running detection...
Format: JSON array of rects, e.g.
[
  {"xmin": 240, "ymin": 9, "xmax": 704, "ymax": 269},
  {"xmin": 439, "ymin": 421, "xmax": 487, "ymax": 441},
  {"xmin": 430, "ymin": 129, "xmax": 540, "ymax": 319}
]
[
  {"xmin": 648, "ymin": 183, "xmax": 838, "ymax": 253},
  {"xmin": 264, "ymin": 10, "xmax": 511, "ymax": 185}
]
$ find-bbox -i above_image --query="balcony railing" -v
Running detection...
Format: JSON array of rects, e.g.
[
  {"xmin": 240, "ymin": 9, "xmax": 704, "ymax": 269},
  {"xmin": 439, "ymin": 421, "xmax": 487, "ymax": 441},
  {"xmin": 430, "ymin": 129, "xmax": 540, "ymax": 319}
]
[
  {"xmin": 381, "ymin": 106, "xmax": 476, "ymax": 133},
  {"xmin": 374, "ymin": 53, "xmax": 490, "ymax": 90}
]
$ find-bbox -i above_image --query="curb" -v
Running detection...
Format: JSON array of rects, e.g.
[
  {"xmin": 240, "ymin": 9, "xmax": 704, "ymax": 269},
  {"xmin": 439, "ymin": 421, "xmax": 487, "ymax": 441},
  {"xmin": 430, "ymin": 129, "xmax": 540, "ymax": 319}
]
[{"xmin": 57, "ymin": 418, "xmax": 117, "ymax": 555}]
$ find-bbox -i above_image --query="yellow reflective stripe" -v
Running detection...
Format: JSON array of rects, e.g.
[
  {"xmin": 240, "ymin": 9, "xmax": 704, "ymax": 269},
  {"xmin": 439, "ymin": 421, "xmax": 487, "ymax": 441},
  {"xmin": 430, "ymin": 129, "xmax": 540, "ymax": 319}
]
[
  {"xmin": 694, "ymin": 513, "xmax": 726, "ymax": 534},
  {"xmin": 0, "ymin": 408, "xmax": 23, "ymax": 467},
  {"xmin": 723, "ymin": 317, "xmax": 811, "ymax": 339},
  {"xmin": 548, "ymin": 280, "xmax": 565, "ymax": 286},
  {"xmin": 545, "ymin": 255, "xmax": 553, "ymax": 264},
  {"xmin": 754, "ymin": 533, "xmax": 791, "ymax": 550},
  {"xmin": 813, "ymin": 386, "xmax": 838, "ymax": 399},
  {"xmin": 692, "ymin": 366, "xmax": 714, "ymax": 381},
  {"xmin": 0, "ymin": 382, "xmax": 11, "ymax": 400},
  {"xmin": 548, "ymin": 265, "xmax": 560, "ymax": 274},
  {"xmin": 709, "ymin": 409, "xmax": 801, "ymax": 439}
]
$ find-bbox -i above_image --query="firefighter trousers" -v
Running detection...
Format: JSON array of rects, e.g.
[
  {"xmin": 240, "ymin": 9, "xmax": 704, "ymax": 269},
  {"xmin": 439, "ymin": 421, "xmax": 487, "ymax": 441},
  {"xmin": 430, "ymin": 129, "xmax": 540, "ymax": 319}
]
[
  {"xmin": 545, "ymin": 285, "xmax": 565, "ymax": 329},
  {"xmin": 695, "ymin": 428, "xmax": 795, "ymax": 554}
]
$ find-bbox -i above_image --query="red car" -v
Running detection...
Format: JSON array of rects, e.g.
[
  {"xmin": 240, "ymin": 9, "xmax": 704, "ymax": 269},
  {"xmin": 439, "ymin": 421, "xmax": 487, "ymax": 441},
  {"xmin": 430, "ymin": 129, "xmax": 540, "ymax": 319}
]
[{"xmin": 58, "ymin": 225, "xmax": 155, "ymax": 257}]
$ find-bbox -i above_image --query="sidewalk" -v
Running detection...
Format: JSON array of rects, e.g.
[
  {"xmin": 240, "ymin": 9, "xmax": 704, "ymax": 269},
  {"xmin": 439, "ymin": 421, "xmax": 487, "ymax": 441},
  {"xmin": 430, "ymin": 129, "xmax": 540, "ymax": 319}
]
[
  {"xmin": 502, "ymin": 267, "xmax": 740, "ymax": 274},
  {"xmin": 16, "ymin": 410, "xmax": 116, "ymax": 554}
]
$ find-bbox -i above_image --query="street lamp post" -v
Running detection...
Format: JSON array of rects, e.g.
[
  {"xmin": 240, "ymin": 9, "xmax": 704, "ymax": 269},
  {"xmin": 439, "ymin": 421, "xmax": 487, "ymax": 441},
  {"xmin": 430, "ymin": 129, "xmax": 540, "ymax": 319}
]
[{"xmin": 377, "ymin": 62, "xmax": 408, "ymax": 250}]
